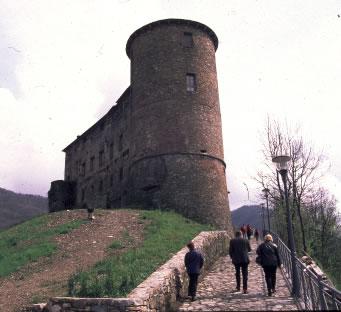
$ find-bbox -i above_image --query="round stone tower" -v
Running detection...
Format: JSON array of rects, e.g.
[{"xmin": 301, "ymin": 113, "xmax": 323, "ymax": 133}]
[{"xmin": 126, "ymin": 19, "xmax": 232, "ymax": 230}]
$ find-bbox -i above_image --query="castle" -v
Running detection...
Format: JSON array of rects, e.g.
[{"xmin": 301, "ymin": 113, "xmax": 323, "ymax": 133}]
[{"xmin": 48, "ymin": 19, "xmax": 232, "ymax": 230}]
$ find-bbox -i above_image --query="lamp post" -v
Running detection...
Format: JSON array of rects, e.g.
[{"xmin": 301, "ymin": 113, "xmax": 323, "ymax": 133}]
[
  {"xmin": 260, "ymin": 203, "xmax": 266, "ymax": 236},
  {"xmin": 262, "ymin": 188, "xmax": 271, "ymax": 232},
  {"xmin": 272, "ymin": 155, "xmax": 300, "ymax": 297}
]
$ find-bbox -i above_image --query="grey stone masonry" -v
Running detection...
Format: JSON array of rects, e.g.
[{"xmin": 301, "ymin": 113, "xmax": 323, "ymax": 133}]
[
  {"xmin": 127, "ymin": 231, "xmax": 230, "ymax": 311},
  {"xmin": 178, "ymin": 239, "xmax": 299, "ymax": 311}
]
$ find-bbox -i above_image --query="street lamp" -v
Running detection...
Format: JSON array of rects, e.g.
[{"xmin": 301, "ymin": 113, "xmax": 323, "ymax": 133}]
[
  {"xmin": 260, "ymin": 203, "xmax": 266, "ymax": 236},
  {"xmin": 262, "ymin": 188, "xmax": 271, "ymax": 232},
  {"xmin": 272, "ymin": 155, "xmax": 300, "ymax": 297}
]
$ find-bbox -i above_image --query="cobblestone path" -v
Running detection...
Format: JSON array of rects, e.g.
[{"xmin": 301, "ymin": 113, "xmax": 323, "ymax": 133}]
[{"xmin": 178, "ymin": 239, "xmax": 299, "ymax": 311}]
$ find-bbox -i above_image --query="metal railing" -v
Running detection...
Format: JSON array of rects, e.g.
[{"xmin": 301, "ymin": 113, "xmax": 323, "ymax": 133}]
[{"xmin": 271, "ymin": 232, "xmax": 341, "ymax": 310}]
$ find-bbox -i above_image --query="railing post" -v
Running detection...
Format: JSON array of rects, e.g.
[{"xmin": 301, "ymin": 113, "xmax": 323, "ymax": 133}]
[
  {"xmin": 318, "ymin": 275, "xmax": 327, "ymax": 310},
  {"xmin": 307, "ymin": 274, "xmax": 316, "ymax": 310},
  {"xmin": 299, "ymin": 264, "xmax": 308, "ymax": 310},
  {"xmin": 331, "ymin": 290, "xmax": 338, "ymax": 310}
]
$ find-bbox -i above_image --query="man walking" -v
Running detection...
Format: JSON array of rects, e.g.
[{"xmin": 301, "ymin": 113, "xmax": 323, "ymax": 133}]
[
  {"xmin": 229, "ymin": 231, "xmax": 251, "ymax": 294},
  {"xmin": 184, "ymin": 241, "xmax": 204, "ymax": 301}
]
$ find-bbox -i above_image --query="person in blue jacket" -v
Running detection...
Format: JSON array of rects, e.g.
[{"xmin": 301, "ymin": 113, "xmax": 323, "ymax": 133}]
[{"xmin": 184, "ymin": 241, "xmax": 204, "ymax": 301}]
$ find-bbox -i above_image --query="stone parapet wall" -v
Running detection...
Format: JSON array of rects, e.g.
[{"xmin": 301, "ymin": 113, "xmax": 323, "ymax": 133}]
[
  {"xmin": 35, "ymin": 230, "xmax": 229, "ymax": 312},
  {"xmin": 127, "ymin": 231, "xmax": 230, "ymax": 311}
]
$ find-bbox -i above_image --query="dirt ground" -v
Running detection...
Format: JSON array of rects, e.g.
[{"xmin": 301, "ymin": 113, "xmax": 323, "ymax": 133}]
[{"xmin": 0, "ymin": 209, "xmax": 146, "ymax": 312}]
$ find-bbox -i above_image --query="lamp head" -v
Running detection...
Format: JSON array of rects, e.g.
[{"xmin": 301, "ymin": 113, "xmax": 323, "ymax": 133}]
[{"xmin": 272, "ymin": 155, "xmax": 291, "ymax": 171}]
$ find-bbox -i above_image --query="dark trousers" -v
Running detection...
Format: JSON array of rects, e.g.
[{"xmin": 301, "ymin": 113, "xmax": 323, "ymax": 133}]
[
  {"xmin": 188, "ymin": 273, "xmax": 199, "ymax": 297},
  {"xmin": 234, "ymin": 263, "xmax": 248, "ymax": 290},
  {"xmin": 263, "ymin": 266, "xmax": 277, "ymax": 292}
]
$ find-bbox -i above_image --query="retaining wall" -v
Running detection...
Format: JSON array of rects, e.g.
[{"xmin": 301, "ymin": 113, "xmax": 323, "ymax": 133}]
[{"xmin": 29, "ymin": 230, "xmax": 230, "ymax": 312}]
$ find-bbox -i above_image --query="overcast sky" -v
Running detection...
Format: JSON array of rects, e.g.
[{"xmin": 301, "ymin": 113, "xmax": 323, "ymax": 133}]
[{"xmin": 1, "ymin": 0, "xmax": 340, "ymax": 211}]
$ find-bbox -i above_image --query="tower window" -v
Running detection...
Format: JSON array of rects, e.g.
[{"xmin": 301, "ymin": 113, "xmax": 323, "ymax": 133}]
[
  {"xmin": 186, "ymin": 74, "xmax": 196, "ymax": 92},
  {"xmin": 99, "ymin": 180, "xmax": 103, "ymax": 193},
  {"xmin": 183, "ymin": 32, "xmax": 193, "ymax": 47},
  {"xmin": 119, "ymin": 167, "xmax": 123, "ymax": 181}
]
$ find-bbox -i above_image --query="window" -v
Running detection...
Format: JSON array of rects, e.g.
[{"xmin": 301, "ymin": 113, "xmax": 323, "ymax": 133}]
[
  {"xmin": 81, "ymin": 188, "xmax": 85, "ymax": 201},
  {"xmin": 183, "ymin": 32, "xmax": 193, "ymax": 47},
  {"xmin": 81, "ymin": 138, "xmax": 86, "ymax": 149},
  {"xmin": 186, "ymin": 74, "xmax": 196, "ymax": 92},
  {"xmin": 119, "ymin": 134, "xmax": 123, "ymax": 152},
  {"xmin": 109, "ymin": 142, "xmax": 114, "ymax": 160},
  {"xmin": 122, "ymin": 149, "xmax": 129, "ymax": 159},
  {"xmin": 81, "ymin": 162, "xmax": 86, "ymax": 176},
  {"xmin": 119, "ymin": 167, "xmax": 123, "ymax": 181},
  {"xmin": 110, "ymin": 174, "xmax": 113, "ymax": 186},
  {"xmin": 99, "ymin": 180, "xmax": 103, "ymax": 193},
  {"xmin": 90, "ymin": 156, "xmax": 95, "ymax": 171},
  {"xmin": 99, "ymin": 150, "xmax": 104, "ymax": 167}
]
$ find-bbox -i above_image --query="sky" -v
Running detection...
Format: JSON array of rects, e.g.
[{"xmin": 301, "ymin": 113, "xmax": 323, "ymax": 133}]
[{"xmin": 0, "ymin": 0, "xmax": 340, "ymax": 211}]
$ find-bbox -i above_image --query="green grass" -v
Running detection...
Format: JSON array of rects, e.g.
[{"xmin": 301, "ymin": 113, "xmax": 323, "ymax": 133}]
[
  {"xmin": 0, "ymin": 215, "xmax": 85, "ymax": 277},
  {"xmin": 108, "ymin": 240, "xmax": 125, "ymax": 250},
  {"xmin": 68, "ymin": 210, "xmax": 213, "ymax": 297}
]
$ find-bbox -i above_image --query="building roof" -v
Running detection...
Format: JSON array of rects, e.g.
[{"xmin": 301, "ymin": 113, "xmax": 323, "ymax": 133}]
[{"xmin": 126, "ymin": 18, "xmax": 219, "ymax": 59}]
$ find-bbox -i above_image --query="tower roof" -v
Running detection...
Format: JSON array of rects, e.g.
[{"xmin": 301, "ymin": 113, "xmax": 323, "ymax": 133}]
[{"xmin": 126, "ymin": 18, "xmax": 219, "ymax": 59}]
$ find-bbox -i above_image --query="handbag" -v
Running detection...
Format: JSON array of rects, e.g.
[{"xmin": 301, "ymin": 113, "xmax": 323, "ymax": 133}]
[{"xmin": 256, "ymin": 255, "xmax": 262, "ymax": 265}]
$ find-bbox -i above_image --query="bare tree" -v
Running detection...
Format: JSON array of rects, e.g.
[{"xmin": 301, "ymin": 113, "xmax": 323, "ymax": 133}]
[{"xmin": 256, "ymin": 118, "xmax": 325, "ymax": 252}]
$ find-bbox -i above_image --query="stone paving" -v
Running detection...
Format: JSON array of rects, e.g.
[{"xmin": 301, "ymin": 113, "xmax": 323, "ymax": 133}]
[{"xmin": 178, "ymin": 239, "xmax": 299, "ymax": 311}]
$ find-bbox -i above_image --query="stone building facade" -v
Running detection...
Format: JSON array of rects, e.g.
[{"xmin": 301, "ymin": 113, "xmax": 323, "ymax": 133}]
[{"xmin": 48, "ymin": 18, "xmax": 232, "ymax": 230}]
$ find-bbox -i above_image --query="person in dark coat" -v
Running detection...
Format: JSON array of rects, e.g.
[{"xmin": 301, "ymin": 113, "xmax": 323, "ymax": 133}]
[
  {"xmin": 229, "ymin": 231, "xmax": 251, "ymax": 293},
  {"xmin": 254, "ymin": 229, "xmax": 260, "ymax": 243},
  {"xmin": 184, "ymin": 241, "xmax": 204, "ymax": 301},
  {"xmin": 246, "ymin": 224, "xmax": 252, "ymax": 240},
  {"xmin": 256, "ymin": 234, "xmax": 282, "ymax": 296},
  {"xmin": 240, "ymin": 224, "xmax": 247, "ymax": 238}
]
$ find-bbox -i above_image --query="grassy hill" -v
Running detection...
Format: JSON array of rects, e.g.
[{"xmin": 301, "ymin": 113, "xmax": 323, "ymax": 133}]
[
  {"xmin": 0, "ymin": 208, "xmax": 212, "ymax": 311},
  {"xmin": 0, "ymin": 187, "xmax": 48, "ymax": 230}
]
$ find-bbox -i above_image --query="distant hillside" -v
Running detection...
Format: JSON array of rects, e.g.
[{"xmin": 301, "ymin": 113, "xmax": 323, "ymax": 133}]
[
  {"xmin": 0, "ymin": 187, "xmax": 48, "ymax": 230},
  {"xmin": 231, "ymin": 205, "xmax": 264, "ymax": 230}
]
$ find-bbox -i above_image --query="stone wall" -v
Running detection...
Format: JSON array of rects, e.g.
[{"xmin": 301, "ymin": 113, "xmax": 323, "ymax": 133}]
[
  {"xmin": 48, "ymin": 180, "xmax": 76, "ymax": 212},
  {"xmin": 30, "ymin": 230, "xmax": 230, "ymax": 312}
]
